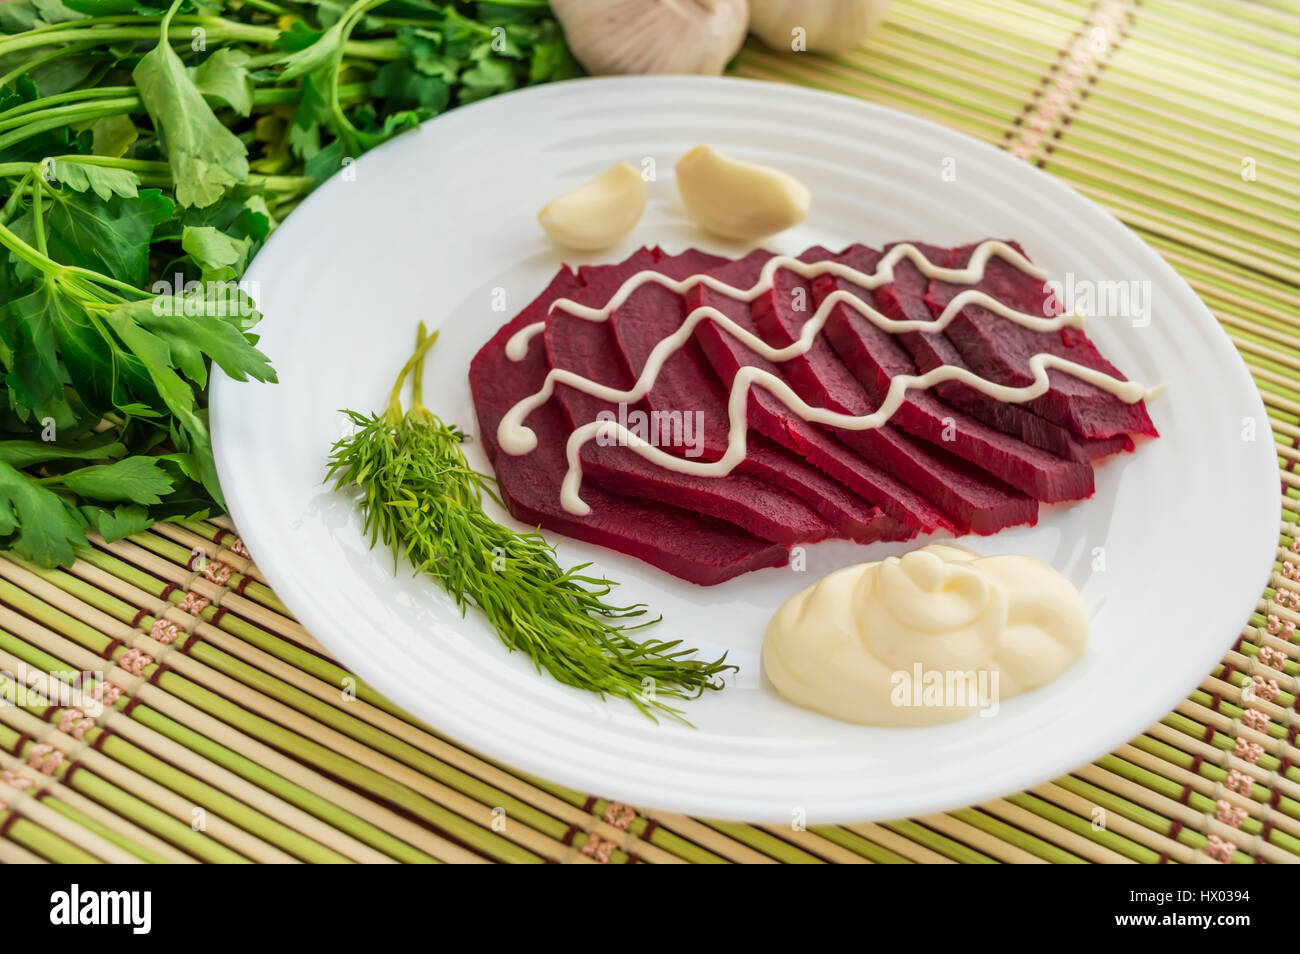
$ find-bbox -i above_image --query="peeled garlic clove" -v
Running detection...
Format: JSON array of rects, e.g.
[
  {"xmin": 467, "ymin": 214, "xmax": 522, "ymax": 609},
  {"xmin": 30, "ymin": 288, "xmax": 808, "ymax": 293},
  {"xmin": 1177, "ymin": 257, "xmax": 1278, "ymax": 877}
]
[
  {"xmin": 551, "ymin": 0, "xmax": 749, "ymax": 76},
  {"xmin": 675, "ymin": 145, "xmax": 810, "ymax": 241},
  {"xmin": 538, "ymin": 162, "xmax": 648, "ymax": 251}
]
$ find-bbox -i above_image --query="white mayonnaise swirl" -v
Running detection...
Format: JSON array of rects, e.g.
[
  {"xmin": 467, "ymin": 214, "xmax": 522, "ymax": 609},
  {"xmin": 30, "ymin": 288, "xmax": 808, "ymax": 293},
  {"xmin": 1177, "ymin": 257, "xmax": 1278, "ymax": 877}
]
[{"xmin": 762, "ymin": 544, "xmax": 1089, "ymax": 726}]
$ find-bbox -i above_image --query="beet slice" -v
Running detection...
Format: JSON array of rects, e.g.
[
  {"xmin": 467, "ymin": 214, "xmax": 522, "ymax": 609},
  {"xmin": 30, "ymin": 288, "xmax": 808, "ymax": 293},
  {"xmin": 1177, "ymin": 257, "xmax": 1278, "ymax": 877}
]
[
  {"xmin": 926, "ymin": 241, "xmax": 1158, "ymax": 440},
  {"xmin": 878, "ymin": 241, "xmax": 1095, "ymax": 464},
  {"xmin": 752, "ymin": 247, "xmax": 1037, "ymax": 535},
  {"xmin": 607, "ymin": 249, "xmax": 909, "ymax": 544},
  {"xmin": 543, "ymin": 249, "xmax": 832, "ymax": 546},
  {"xmin": 1081, "ymin": 433, "xmax": 1134, "ymax": 460},
  {"xmin": 469, "ymin": 263, "xmax": 787, "ymax": 586},
  {"xmin": 815, "ymin": 244, "xmax": 1094, "ymax": 503},
  {"xmin": 687, "ymin": 250, "xmax": 940, "ymax": 536},
  {"xmin": 740, "ymin": 435, "xmax": 915, "ymax": 542}
]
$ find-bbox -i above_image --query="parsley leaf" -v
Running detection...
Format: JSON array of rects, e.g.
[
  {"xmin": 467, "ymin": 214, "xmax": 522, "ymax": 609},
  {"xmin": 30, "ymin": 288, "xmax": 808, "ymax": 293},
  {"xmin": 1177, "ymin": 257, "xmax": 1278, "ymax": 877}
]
[
  {"xmin": 79, "ymin": 502, "xmax": 154, "ymax": 541},
  {"xmin": 0, "ymin": 281, "xmax": 76, "ymax": 426},
  {"xmin": 181, "ymin": 224, "xmax": 251, "ymax": 276},
  {"xmin": 190, "ymin": 48, "xmax": 253, "ymax": 117},
  {"xmin": 133, "ymin": 26, "xmax": 249, "ymax": 207},
  {"xmin": 33, "ymin": 186, "xmax": 173, "ymax": 287},
  {"xmin": 0, "ymin": 433, "xmax": 126, "ymax": 469},
  {"xmin": 0, "ymin": 0, "xmax": 584, "ymax": 565},
  {"xmin": 56, "ymin": 456, "xmax": 175, "ymax": 505},
  {"xmin": 52, "ymin": 158, "xmax": 141, "ymax": 200},
  {"xmin": 0, "ymin": 460, "xmax": 88, "ymax": 567}
]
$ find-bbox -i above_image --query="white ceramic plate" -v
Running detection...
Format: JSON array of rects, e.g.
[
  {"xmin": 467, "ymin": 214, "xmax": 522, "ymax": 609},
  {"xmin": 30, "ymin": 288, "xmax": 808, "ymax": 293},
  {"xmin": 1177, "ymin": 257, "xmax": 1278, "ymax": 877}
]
[{"xmin": 211, "ymin": 76, "xmax": 1277, "ymax": 823}]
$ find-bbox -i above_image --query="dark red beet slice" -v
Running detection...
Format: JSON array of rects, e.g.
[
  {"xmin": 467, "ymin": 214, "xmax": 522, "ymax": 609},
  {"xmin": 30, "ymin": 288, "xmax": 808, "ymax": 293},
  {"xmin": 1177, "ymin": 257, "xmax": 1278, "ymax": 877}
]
[
  {"xmin": 1081, "ymin": 433, "xmax": 1134, "ymax": 460},
  {"xmin": 741, "ymin": 435, "xmax": 915, "ymax": 542},
  {"xmin": 606, "ymin": 249, "xmax": 908, "ymax": 544},
  {"xmin": 753, "ymin": 247, "xmax": 1037, "ymax": 535},
  {"xmin": 543, "ymin": 249, "xmax": 832, "ymax": 546},
  {"xmin": 815, "ymin": 244, "xmax": 1094, "ymax": 503},
  {"xmin": 469, "ymin": 263, "xmax": 787, "ymax": 586},
  {"xmin": 878, "ymin": 241, "xmax": 1095, "ymax": 464},
  {"xmin": 687, "ymin": 250, "xmax": 939, "ymax": 536},
  {"xmin": 926, "ymin": 241, "xmax": 1157, "ymax": 440}
]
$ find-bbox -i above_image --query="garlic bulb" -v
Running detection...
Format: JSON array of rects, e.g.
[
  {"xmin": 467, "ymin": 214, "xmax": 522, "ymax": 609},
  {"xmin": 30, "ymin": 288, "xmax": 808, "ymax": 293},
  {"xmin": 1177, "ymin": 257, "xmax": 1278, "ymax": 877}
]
[
  {"xmin": 749, "ymin": 0, "xmax": 892, "ymax": 54},
  {"xmin": 675, "ymin": 144, "xmax": 809, "ymax": 240},
  {"xmin": 538, "ymin": 162, "xmax": 648, "ymax": 251},
  {"xmin": 551, "ymin": 0, "xmax": 750, "ymax": 76}
]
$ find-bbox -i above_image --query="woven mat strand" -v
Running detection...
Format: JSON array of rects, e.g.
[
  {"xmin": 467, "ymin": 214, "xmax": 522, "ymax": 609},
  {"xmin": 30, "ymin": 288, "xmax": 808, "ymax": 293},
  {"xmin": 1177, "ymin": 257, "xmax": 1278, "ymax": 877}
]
[{"xmin": 2, "ymin": 0, "xmax": 1298, "ymax": 864}]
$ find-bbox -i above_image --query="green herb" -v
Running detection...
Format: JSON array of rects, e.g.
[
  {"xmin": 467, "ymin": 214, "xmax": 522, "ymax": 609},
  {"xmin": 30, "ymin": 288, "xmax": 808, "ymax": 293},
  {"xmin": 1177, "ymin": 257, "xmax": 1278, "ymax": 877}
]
[
  {"xmin": 0, "ymin": 0, "xmax": 581, "ymax": 565},
  {"xmin": 326, "ymin": 325, "xmax": 733, "ymax": 721}
]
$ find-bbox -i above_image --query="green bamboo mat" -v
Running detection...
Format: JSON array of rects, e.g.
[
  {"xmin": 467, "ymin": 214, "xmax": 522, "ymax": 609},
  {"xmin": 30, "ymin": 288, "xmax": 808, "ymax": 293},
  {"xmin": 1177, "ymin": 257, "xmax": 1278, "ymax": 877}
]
[{"xmin": 3, "ymin": 0, "xmax": 1299, "ymax": 865}]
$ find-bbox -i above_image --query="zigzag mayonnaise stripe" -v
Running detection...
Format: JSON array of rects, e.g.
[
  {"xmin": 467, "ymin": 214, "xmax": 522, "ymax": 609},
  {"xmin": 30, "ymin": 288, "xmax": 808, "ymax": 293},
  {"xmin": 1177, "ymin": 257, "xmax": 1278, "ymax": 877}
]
[
  {"xmin": 505, "ymin": 240, "xmax": 1057, "ymax": 359},
  {"xmin": 497, "ymin": 241, "xmax": 1160, "ymax": 516}
]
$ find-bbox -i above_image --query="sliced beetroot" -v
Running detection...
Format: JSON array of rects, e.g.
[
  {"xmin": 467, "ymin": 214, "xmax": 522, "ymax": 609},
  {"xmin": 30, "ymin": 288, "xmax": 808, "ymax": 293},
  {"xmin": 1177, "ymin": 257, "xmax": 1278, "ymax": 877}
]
[
  {"xmin": 688, "ymin": 250, "xmax": 942, "ymax": 535},
  {"xmin": 878, "ymin": 241, "xmax": 1096, "ymax": 464},
  {"xmin": 543, "ymin": 249, "xmax": 832, "ymax": 546},
  {"xmin": 1080, "ymin": 432, "xmax": 1135, "ymax": 460},
  {"xmin": 742, "ymin": 435, "xmax": 915, "ymax": 542},
  {"xmin": 926, "ymin": 241, "xmax": 1157, "ymax": 440},
  {"xmin": 469, "ymin": 264, "xmax": 787, "ymax": 585},
  {"xmin": 607, "ymin": 249, "xmax": 907, "ymax": 544},
  {"xmin": 472, "ymin": 238, "xmax": 1155, "ymax": 580},
  {"xmin": 752, "ymin": 248, "xmax": 1037, "ymax": 535},
  {"xmin": 815, "ymin": 244, "xmax": 1094, "ymax": 504}
]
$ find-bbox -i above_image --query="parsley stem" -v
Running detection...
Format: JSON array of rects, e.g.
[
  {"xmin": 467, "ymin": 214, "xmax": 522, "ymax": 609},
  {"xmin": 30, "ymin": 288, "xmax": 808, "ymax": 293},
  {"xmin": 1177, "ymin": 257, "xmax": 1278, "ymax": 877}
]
[
  {"xmin": 0, "ymin": 23, "xmax": 283, "ymax": 59},
  {"xmin": 0, "ymin": 157, "xmax": 314, "ymax": 197},
  {"xmin": 0, "ymin": 83, "xmax": 369, "ymax": 156},
  {"xmin": 0, "ymin": 220, "xmax": 61, "ymax": 275},
  {"xmin": 321, "ymin": 0, "xmax": 395, "ymax": 154},
  {"xmin": 158, "ymin": 0, "xmax": 183, "ymax": 38},
  {"xmin": 0, "ymin": 97, "xmax": 139, "ymax": 135},
  {"xmin": 234, "ymin": 0, "xmax": 295, "ymax": 15},
  {"xmin": 0, "ymin": 19, "xmax": 400, "ymax": 61},
  {"xmin": 0, "ymin": 104, "xmax": 140, "ymax": 155},
  {"xmin": 0, "ymin": 170, "xmax": 33, "ymax": 225},
  {"xmin": 57, "ymin": 268, "xmax": 146, "ymax": 301},
  {"xmin": 0, "ymin": 40, "xmax": 99, "ymax": 90},
  {"xmin": 0, "ymin": 87, "xmax": 137, "ymax": 125},
  {"xmin": 30, "ymin": 176, "xmax": 46, "ymax": 256},
  {"xmin": 0, "ymin": 83, "xmax": 377, "ymax": 146}
]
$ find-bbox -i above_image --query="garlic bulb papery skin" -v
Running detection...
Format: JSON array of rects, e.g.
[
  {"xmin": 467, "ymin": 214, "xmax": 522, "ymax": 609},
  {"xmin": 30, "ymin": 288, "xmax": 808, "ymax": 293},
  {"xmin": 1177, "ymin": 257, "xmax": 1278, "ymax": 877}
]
[
  {"xmin": 749, "ymin": 0, "xmax": 892, "ymax": 54},
  {"xmin": 551, "ymin": 0, "xmax": 750, "ymax": 76}
]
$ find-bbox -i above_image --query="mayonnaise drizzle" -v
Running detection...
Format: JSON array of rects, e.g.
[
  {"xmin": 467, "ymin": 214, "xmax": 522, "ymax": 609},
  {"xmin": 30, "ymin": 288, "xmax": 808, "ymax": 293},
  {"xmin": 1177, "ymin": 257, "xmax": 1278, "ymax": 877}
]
[
  {"xmin": 497, "ymin": 240, "xmax": 1160, "ymax": 516},
  {"xmin": 505, "ymin": 321, "xmax": 546, "ymax": 360}
]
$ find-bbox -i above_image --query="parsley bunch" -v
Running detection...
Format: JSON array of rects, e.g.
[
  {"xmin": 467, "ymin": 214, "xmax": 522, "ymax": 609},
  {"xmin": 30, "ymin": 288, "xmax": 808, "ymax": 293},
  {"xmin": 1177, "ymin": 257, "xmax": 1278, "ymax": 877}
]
[{"xmin": 0, "ymin": 0, "xmax": 580, "ymax": 566}]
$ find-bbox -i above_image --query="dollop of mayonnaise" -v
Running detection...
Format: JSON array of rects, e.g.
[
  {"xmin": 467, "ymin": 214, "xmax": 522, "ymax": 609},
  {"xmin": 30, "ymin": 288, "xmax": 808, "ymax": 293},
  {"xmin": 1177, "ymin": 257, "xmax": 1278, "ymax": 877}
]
[{"xmin": 762, "ymin": 544, "xmax": 1088, "ymax": 726}]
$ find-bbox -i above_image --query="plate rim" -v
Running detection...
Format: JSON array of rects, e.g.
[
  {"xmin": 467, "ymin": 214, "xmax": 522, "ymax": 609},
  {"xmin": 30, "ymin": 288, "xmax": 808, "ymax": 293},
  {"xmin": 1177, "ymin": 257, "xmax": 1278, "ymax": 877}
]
[{"xmin": 211, "ymin": 74, "xmax": 1279, "ymax": 823}]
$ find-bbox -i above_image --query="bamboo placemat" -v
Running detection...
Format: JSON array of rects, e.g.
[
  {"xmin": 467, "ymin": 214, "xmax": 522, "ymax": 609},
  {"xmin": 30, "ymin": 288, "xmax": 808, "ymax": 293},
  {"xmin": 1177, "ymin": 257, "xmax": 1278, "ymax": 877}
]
[{"xmin": 3, "ymin": 0, "xmax": 1298, "ymax": 864}]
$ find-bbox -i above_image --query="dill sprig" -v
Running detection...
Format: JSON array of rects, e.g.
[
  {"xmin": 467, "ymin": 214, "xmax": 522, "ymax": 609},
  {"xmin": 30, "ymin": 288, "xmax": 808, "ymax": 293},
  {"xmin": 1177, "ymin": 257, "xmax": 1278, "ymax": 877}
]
[{"xmin": 325, "ymin": 324, "xmax": 734, "ymax": 721}]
